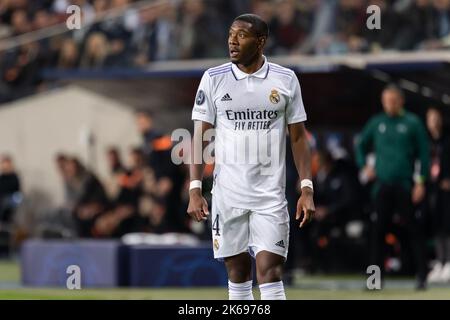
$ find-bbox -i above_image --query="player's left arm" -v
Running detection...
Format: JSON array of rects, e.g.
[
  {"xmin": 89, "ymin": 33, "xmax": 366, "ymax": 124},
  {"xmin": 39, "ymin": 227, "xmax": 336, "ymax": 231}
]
[{"xmin": 288, "ymin": 122, "xmax": 315, "ymax": 228}]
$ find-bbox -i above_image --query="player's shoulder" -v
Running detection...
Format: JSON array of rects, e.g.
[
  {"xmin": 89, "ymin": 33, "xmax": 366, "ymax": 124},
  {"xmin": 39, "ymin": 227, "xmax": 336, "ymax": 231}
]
[
  {"xmin": 206, "ymin": 62, "xmax": 233, "ymax": 78},
  {"xmin": 267, "ymin": 62, "xmax": 296, "ymax": 78}
]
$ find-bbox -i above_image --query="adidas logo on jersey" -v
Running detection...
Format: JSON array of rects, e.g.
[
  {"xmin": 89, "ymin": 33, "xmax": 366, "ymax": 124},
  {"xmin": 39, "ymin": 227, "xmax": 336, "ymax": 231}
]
[
  {"xmin": 275, "ymin": 240, "xmax": 285, "ymax": 248},
  {"xmin": 221, "ymin": 93, "xmax": 232, "ymax": 101}
]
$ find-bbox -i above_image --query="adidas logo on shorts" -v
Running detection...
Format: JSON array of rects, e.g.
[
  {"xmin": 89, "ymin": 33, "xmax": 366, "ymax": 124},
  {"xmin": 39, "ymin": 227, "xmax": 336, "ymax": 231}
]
[
  {"xmin": 221, "ymin": 93, "xmax": 232, "ymax": 101},
  {"xmin": 275, "ymin": 240, "xmax": 285, "ymax": 248}
]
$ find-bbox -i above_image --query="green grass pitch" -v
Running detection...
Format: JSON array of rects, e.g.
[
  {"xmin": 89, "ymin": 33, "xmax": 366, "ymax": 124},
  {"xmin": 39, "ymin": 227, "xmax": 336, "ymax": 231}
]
[{"xmin": 1, "ymin": 259, "xmax": 449, "ymax": 299}]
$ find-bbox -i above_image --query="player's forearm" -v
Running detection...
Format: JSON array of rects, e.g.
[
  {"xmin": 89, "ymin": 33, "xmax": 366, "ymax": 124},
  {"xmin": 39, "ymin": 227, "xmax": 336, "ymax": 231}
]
[
  {"xmin": 288, "ymin": 123, "xmax": 312, "ymax": 181},
  {"xmin": 291, "ymin": 135, "xmax": 312, "ymax": 181},
  {"xmin": 189, "ymin": 148, "xmax": 205, "ymax": 196},
  {"xmin": 190, "ymin": 163, "xmax": 205, "ymax": 182},
  {"xmin": 189, "ymin": 121, "xmax": 213, "ymax": 182},
  {"xmin": 190, "ymin": 134, "xmax": 205, "ymax": 182}
]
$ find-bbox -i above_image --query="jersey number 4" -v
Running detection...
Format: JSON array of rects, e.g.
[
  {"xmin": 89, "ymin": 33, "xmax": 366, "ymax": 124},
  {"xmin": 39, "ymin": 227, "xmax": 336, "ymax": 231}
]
[{"xmin": 212, "ymin": 215, "xmax": 220, "ymax": 236}]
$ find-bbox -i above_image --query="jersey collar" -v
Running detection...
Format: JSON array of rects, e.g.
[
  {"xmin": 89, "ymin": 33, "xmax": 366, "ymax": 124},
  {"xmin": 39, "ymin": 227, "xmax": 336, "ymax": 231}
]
[{"xmin": 231, "ymin": 56, "xmax": 269, "ymax": 81}]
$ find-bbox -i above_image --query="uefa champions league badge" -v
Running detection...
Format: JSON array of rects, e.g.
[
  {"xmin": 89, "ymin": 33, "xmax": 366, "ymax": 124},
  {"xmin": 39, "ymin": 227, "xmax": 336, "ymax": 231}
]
[
  {"xmin": 269, "ymin": 89, "xmax": 280, "ymax": 104},
  {"xmin": 213, "ymin": 238, "xmax": 219, "ymax": 251},
  {"xmin": 196, "ymin": 90, "xmax": 205, "ymax": 105}
]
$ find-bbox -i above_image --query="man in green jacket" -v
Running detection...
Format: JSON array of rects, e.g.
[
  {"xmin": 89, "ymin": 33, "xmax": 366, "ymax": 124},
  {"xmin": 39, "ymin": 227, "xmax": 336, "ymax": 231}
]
[{"xmin": 356, "ymin": 84, "xmax": 430, "ymax": 289}]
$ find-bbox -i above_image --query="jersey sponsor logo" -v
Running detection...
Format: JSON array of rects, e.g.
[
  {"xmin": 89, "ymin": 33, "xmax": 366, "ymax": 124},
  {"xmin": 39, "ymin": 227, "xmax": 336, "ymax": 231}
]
[
  {"xmin": 221, "ymin": 93, "xmax": 232, "ymax": 101},
  {"xmin": 193, "ymin": 107, "xmax": 206, "ymax": 114},
  {"xmin": 225, "ymin": 109, "xmax": 278, "ymax": 121},
  {"xmin": 275, "ymin": 240, "xmax": 285, "ymax": 248},
  {"xmin": 196, "ymin": 90, "xmax": 205, "ymax": 105},
  {"xmin": 269, "ymin": 89, "xmax": 280, "ymax": 104},
  {"xmin": 378, "ymin": 123, "xmax": 386, "ymax": 133},
  {"xmin": 225, "ymin": 109, "xmax": 278, "ymax": 130}
]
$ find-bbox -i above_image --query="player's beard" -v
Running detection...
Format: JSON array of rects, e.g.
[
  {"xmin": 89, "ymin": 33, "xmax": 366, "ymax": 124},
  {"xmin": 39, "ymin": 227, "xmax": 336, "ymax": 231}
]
[{"xmin": 232, "ymin": 46, "xmax": 261, "ymax": 67}]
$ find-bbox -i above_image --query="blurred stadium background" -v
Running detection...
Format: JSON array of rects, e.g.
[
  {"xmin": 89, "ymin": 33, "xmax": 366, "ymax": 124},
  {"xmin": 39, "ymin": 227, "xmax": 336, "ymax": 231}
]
[{"xmin": 0, "ymin": 0, "xmax": 450, "ymax": 299}]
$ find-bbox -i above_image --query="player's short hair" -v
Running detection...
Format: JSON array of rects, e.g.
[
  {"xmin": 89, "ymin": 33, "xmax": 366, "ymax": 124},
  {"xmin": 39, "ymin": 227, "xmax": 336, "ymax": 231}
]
[
  {"xmin": 234, "ymin": 14, "xmax": 269, "ymax": 38},
  {"xmin": 383, "ymin": 83, "xmax": 404, "ymax": 99}
]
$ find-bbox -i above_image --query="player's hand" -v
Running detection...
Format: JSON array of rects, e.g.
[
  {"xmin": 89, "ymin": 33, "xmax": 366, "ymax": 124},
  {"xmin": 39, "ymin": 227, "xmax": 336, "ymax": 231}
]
[
  {"xmin": 412, "ymin": 182, "xmax": 425, "ymax": 204},
  {"xmin": 296, "ymin": 187, "xmax": 315, "ymax": 228},
  {"xmin": 187, "ymin": 189, "xmax": 209, "ymax": 222}
]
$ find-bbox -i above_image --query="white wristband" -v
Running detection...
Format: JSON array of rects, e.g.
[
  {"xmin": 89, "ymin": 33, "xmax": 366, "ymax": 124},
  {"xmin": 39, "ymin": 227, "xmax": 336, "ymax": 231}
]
[
  {"xmin": 300, "ymin": 179, "xmax": 313, "ymax": 191},
  {"xmin": 189, "ymin": 180, "xmax": 202, "ymax": 191}
]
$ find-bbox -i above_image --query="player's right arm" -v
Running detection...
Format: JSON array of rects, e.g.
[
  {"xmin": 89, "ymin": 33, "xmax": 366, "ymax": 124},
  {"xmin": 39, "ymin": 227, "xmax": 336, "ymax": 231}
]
[
  {"xmin": 188, "ymin": 71, "xmax": 216, "ymax": 222},
  {"xmin": 187, "ymin": 120, "xmax": 213, "ymax": 222}
]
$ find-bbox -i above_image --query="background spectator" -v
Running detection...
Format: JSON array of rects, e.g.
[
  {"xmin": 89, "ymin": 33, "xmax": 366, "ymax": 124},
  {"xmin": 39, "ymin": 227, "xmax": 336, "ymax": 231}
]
[
  {"xmin": 425, "ymin": 107, "xmax": 450, "ymax": 283},
  {"xmin": 66, "ymin": 156, "xmax": 109, "ymax": 237},
  {"xmin": 355, "ymin": 84, "xmax": 430, "ymax": 289},
  {"xmin": 309, "ymin": 149, "xmax": 358, "ymax": 272},
  {"xmin": 0, "ymin": 155, "xmax": 20, "ymax": 224}
]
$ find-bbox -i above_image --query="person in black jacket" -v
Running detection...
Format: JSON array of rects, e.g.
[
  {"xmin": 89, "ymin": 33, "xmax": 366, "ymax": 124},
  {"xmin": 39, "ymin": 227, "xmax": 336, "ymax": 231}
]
[
  {"xmin": 310, "ymin": 149, "xmax": 356, "ymax": 272},
  {"xmin": 65, "ymin": 157, "xmax": 109, "ymax": 237},
  {"xmin": 0, "ymin": 155, "xmax": 21, "ymax": 224},
  {"xmin": 425, "ymin": 107, "xmax": 450, "ymax": 283}
]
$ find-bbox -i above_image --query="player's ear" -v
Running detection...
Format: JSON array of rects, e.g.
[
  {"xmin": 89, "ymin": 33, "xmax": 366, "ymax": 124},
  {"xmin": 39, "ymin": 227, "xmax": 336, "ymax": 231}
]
[{"xmin": 258, "ymin": 36, "xmax": 266, "ymax": 49}]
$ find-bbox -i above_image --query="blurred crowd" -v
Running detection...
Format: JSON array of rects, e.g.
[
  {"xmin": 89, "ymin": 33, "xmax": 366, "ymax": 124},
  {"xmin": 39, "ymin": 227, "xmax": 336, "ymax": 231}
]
[
  {"xmin": 38, "ymin": 111, "xmax": 206, "ymax": 239},
  {"xmin": 2, "ymin": 0, "xmax": 450, "ymax": 102}
]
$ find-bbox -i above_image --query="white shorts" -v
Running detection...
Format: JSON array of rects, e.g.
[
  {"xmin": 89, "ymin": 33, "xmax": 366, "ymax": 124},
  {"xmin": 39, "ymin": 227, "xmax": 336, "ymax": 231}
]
[{"xmin": 211, "ymin": 192, "xmax": 290, "ymax": 260}]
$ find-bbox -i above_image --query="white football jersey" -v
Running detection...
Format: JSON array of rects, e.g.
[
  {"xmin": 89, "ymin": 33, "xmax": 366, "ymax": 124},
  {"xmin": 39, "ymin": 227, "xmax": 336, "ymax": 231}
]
[{"xmin": 192, "ymin": 56, "xmax": 307, "ymax": 210}]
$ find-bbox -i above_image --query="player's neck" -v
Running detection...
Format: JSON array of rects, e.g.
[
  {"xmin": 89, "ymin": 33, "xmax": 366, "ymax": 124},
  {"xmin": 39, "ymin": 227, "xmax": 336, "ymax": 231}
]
[{"xmin": 237, "ymin": 55, "xmax": 265, "ymax": 75}]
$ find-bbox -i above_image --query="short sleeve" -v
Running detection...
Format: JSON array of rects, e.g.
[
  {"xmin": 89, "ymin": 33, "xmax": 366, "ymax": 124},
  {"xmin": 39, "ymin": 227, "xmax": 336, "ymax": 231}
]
[
  {"xmin": 286, "ymin": 74, "xmax": 307, "ymax": 124},
  {"xmin": 191, "ymin": 72, "xmax": 216, "ymax": 125}
]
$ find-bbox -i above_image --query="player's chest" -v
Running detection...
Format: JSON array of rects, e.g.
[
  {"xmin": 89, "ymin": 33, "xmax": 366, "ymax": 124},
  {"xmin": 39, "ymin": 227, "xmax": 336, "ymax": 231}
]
[{"xmin": 214, "ymin": 81, "xmax": 288, "ymax": 116}]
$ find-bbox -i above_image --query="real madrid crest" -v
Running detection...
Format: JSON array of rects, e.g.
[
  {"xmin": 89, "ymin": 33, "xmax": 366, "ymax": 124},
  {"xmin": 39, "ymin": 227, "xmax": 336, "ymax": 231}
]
[
  {"xmin": 213, "ymin": 238, "xmax": 219, "ymax": 251},
  {"xmin": 269, "ymin": 89, "xmax": 280, "ymax": 104}
]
